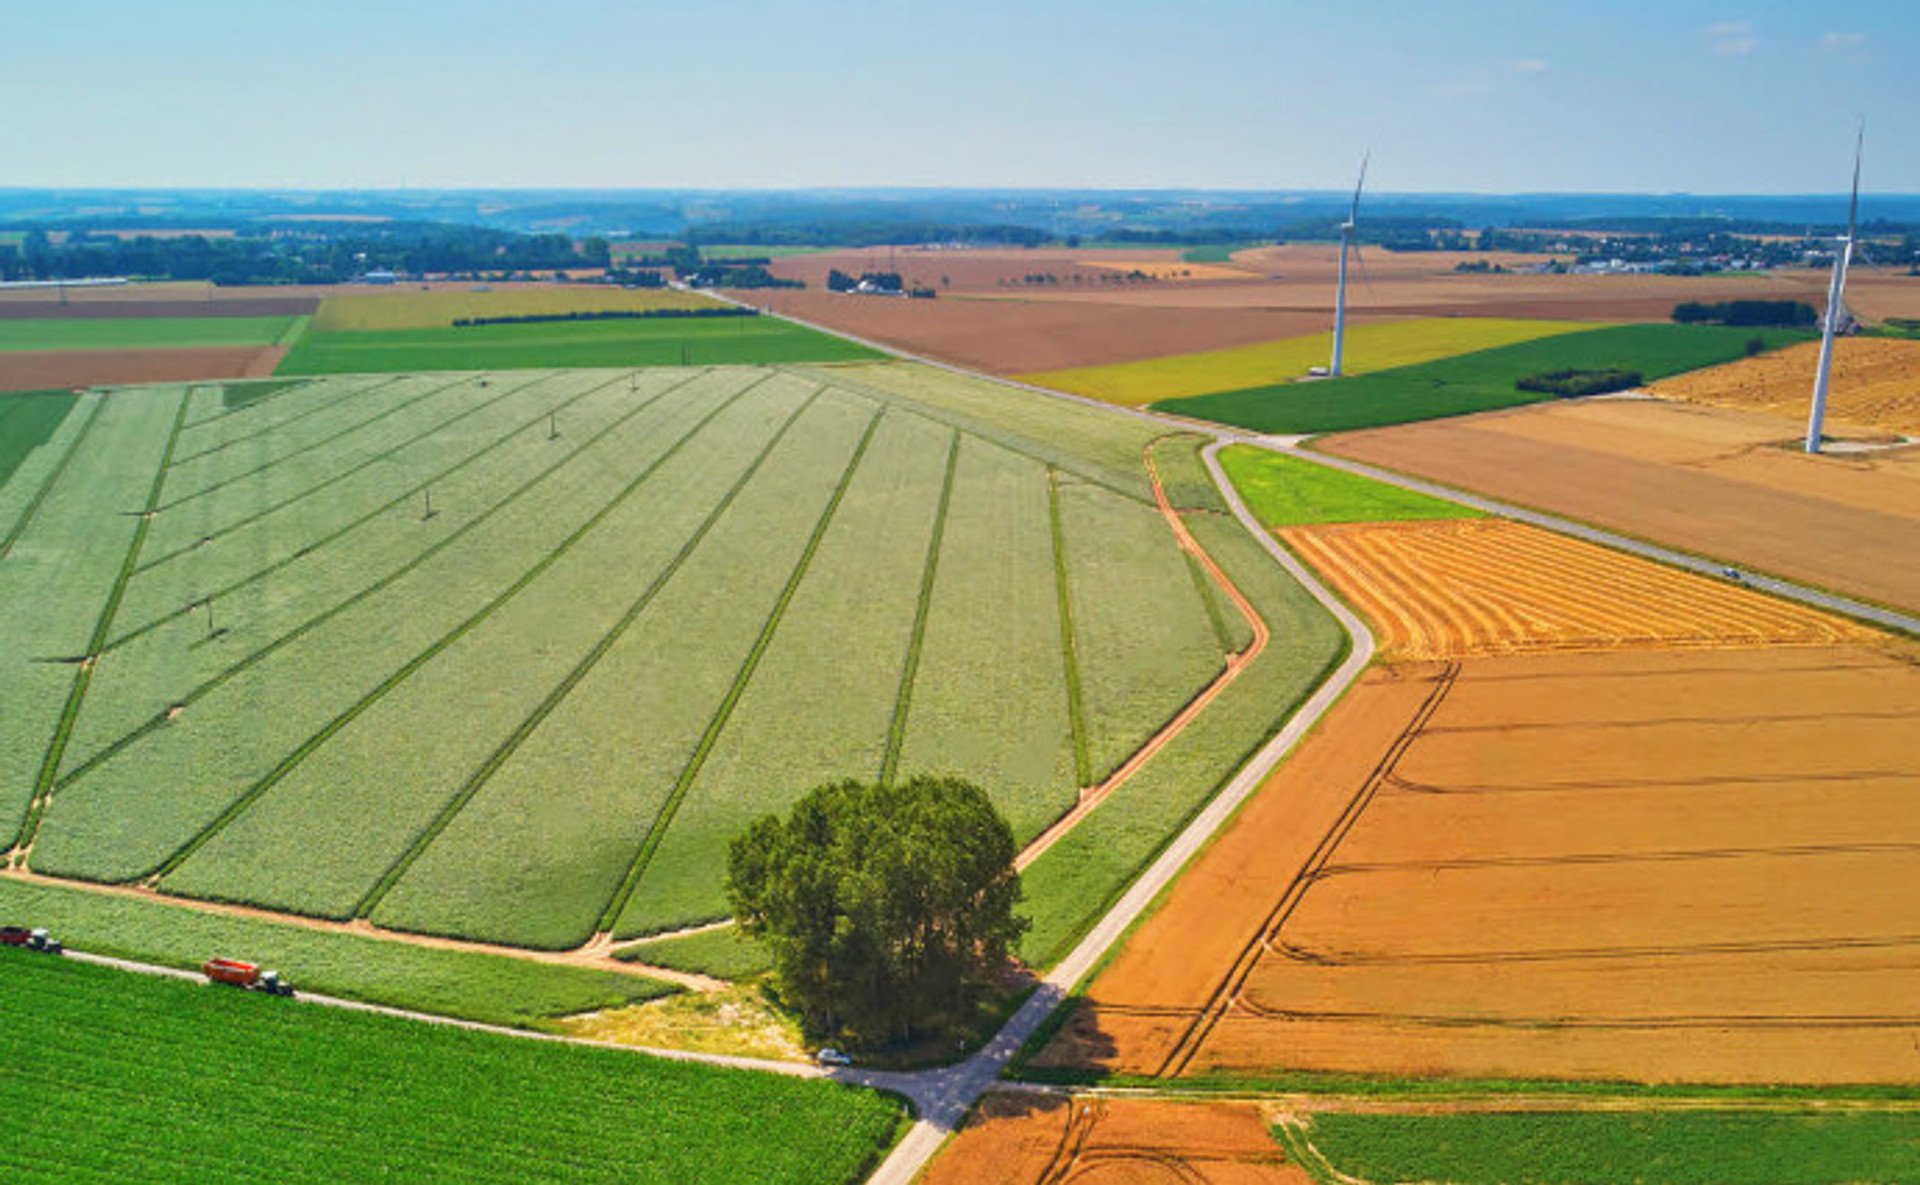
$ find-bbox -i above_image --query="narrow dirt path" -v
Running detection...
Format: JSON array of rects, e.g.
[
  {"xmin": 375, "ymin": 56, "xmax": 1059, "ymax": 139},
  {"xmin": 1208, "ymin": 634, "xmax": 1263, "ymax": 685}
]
[{"xmin": 1016, "ymin": 441, "xmax": 1270, "ymax": 872}]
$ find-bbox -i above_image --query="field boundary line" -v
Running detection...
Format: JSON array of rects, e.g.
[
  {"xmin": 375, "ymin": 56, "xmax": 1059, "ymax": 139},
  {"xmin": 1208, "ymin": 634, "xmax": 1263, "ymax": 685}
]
[
  {"xmin": 596, "ymin": 405, "xmax": 887, "ymax": 936},
  {"xmin": 351, "ymin": 386, "xmax": 828, "ymax": 925},
  {"xmin": 1015, "ymin": 440, "xmax": 1271, "ymax": 873},
  {"xmin": 134, "ymin": 369, "xmax": 558, "ymax": 575},
  {"xmin": 139, "ymin": 376, "xmax": 779, "ymax": 886},
  {"xmin": 172, "ymin": 373, "xmax": 396, "ymax": 459},
  {"xmin": 879, "ymin": 428, "xmax": 962, "ymax": 785},
  {"xmin": 54, "ymin": 373, "xmax": 709, "ymax": 792},
  {"xmin": 1155, "ymin": 663, "xmax": 1460, "ymax": 1078},
  {"xmin": 1047, "ymin": 470, "xmax": 1095, "ymax": 789},
  {"xmin": 0, "ymin": 392, "xmax": 106, "ymax": 562},
  {"xmin": 179, "ymin": 375, "xmax": 317, "ymax": 429},
  {"xmin": 158, "ymin": 373, "xmax": 473, "ymax": 508},
  {"xmin": 10, "ymin": 389, "xmax": 193, "ymax": 865}
]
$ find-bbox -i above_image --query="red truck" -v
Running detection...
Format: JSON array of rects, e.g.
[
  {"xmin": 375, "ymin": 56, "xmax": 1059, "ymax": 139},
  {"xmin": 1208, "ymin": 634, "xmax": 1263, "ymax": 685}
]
[
  {"xmin": 0, "ymin": 926, "xmax": 62, "ymax": 954},
  {"xmin": 202, "ymin": 957, "xmax": 295, "ymax": 997}
]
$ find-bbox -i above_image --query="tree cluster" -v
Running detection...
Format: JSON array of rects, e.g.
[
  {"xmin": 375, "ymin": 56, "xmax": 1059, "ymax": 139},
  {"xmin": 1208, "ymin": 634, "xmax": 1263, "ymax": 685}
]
[
  {"xmin": 1514, "ymin": 367, "xmax": 1644, "ymax": 397},
  {"xmin": 1671, "ymin": 300, "xmax": 1818, "ymax": 328},
  {"xmin": 727, "ymin": 777, "xmax": 1026, "ymax": 1048}
]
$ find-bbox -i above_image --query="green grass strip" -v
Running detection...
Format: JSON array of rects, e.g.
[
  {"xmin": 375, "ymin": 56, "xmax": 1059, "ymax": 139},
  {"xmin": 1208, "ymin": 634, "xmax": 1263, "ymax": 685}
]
[
  {"xmin": 0, "ymin": 394, "xmax": 103, "ymax": 562},
  {"xmin": 352, "ymin": 387, "xmax": 825, "ymax": 921},
  {"xmin": 159, "ymin": 373, "xmax": 469, "ymax": 505},
  {"xmin": 105, "ymin": 372, "xmax": 650, "ymax": 655},
  {"xmin": 878, "ymin": 428, "xmax": 962, "ymax": 785},
  {"xmin": 1048, "ymin": 470, "xmax": 1093, "ymax": 788},
  {"xmin": 1185, "ymin": 552, "xmax": 1238, "ymax": 653},
  {"xmin": 135, "ymin": 370, "xmax": 554, "ymax": 575},
  {"xmin": 16, "ymin": 389, "xmax": 192, "ymax": 857},
  {"xmin": 55, "ymin": 373, "xmax": 711, "ymax": 797},
  {"xmin": 146, "ymin": 377, "xmax": 776, "ymax": 883},
  {"xmin": 594, "ymin": 406, "xmax": 887, "ymax": 934}
]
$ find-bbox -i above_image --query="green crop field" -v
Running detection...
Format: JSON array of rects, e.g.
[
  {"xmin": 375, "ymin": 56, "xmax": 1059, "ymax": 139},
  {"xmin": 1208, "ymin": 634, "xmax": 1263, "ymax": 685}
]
[
  {"xmin": 2, "ymin": 361, "xmax": 1314, "ymax": 969},
  {"xmin": 1021, "ymin": 318, "xmax": 1597, "ymax": 406},
  {"xmin": 2, "ymin": 952, "xmax": 902, "ymax": 1182},
  {"xmin": 1217, "ymin": 445, "xmax": 1480, "ymax": 527},
  {"xmin": 276, "ymin": 314, "xmax": 881, "ymax": 374},
  {"xmin": 619, "ymin": 925, "xmax": 775, "ymax": 981},
  {"xmin": 0, "ymin": 388, "xmax": 79, "ymax": 487},
  {"xmin": 0, "ymin": 315, "xmax": 302, "ymax": 352},
  {"xmin": 1157, "ymin": 323, "xmax": 1819, "ymax": 434},
  {"xmin": 1287, "ymin": 1109, "xmax": 1920, "ymax": 1184}
]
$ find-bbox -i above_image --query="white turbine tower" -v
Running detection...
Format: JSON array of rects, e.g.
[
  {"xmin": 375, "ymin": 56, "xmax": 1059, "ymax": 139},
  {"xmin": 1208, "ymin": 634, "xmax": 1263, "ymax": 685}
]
[
  {"xmin": 1805, "ymin": 129, "xmax": 1864, "ymax": 455},
  {"xmin": 1329, "ymin": 154, "xmax": 1369, "ymax": 377}
]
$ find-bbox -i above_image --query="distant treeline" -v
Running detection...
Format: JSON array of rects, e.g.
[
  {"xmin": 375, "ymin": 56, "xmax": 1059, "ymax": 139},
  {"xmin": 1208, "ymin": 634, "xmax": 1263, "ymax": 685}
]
[
  {"xmin": 452, "ymin": 308, "xmax": 757, "ymax": 328},
  {"xmin": 0, "ymin": 221, "xmax": 611, "ymax": 285},
  {"xmin": 1672, "ymin": 300, "xmax": 1819, "ymax": 327},
  {"xmin": 688, "ymin": 221, "xmax": 1051, "ymax": 248}
]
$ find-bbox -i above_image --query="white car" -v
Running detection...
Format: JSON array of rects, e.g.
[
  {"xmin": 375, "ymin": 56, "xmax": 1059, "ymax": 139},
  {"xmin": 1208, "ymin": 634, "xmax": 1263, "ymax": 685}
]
[{"xmin": 814, "ymin": 1048, "xmax": 853, "ymax": 1068}]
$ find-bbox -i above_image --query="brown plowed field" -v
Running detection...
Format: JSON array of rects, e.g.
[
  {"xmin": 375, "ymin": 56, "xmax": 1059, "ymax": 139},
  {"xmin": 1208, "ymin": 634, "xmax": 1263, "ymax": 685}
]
[
  {"xmin": 923, "ymin": 1094, "xmax": 1310, "ymax": 1185},
  {"xmin": 1034, "ymin": 644, "xmax": 1920, "ymax": 1085},
  {"xmin": 1282, "ymin": 518, "xmax": 1872, "ymax": 658},
  {"xmin": 0, "ymin": 347, "xmax": 280, "ymax": 392},
  {"xmin": 1319, "ymin": 397, "xmax": 1920, "ymax": 614},
  {"xmin": 1650, "ymin": 337, "xmax": 1920, "ymax": 437}
]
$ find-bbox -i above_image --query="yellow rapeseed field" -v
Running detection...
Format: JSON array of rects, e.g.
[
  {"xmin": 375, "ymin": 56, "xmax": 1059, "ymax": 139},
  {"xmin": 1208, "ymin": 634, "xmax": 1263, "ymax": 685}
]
[
  {"xmin": 1019, "ymin": 317, "xmax": 1605, "ymax": 406},
  {"xmin": 311, "ymin": 285, "xmax": 723, "ymax": 332}
]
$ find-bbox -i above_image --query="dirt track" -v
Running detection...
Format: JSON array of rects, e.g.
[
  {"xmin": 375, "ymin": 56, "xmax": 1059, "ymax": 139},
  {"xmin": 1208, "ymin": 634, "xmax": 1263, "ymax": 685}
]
[
  {"xmin": 1319, "ymin": 397, "xmax": 1920, "ymax": 615},
  {"xmin": 1037, "ymin": 644, "xmax": 1920, "ymax": 1085},
  {"xmin": 1283, "ymin": 518, "xmax": 1872, "ymax": 658}
]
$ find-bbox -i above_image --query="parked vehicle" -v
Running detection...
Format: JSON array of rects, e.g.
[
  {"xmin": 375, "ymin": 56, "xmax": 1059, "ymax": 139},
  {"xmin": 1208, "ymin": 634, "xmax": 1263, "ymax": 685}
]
[
  {"xmin": 814, "ymin": 1048, "xmax": 853, "ymax": 1068},
  {"xmin": 0, "ymin": 926, "xmax": 61, "ymax": 954},
  {"xmin": 202, "ymin": 958, "xmax": 294, "ymax": 997}
]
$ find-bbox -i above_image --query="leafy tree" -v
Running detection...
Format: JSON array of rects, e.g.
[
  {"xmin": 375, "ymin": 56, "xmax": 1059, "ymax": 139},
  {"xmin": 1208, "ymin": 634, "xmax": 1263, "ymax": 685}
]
[{"xmin": 727, "ymin": 776, "xmax": 1026, "ymax": 1048}]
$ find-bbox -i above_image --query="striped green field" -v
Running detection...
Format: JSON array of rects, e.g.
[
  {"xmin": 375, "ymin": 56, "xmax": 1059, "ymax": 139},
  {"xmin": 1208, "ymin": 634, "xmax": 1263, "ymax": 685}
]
[
  {"xmin": 1019, "ymin": 317, "xmax": 1600, "ymax": 406},
  {"xmin": 3, "ymin": 952, "xmax": 902, "ymax": 1182},
  {"xmin": 1, "ymin": 361, "xmax": 1327, "ymax": 969}
]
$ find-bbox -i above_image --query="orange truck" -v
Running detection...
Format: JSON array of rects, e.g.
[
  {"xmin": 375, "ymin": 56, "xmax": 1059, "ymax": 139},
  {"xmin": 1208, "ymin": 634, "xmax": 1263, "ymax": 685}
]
[{"xmin": 202, "ymin": 957, "xmax": 295, "ymax": 997}]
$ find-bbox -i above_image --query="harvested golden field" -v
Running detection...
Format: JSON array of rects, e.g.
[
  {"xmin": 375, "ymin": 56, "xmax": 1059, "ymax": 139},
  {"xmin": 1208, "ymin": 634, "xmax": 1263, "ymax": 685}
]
[
  {"xmin": 1283, "ymin": 518, "xmax": 1872, "ymax": 658},
  {"xmin": 1038, "ymin": 644, "xmax": 1920, "ymax": 1086},
  {"xmin": 923, "ymin": 1094, "xmax": 1310, "ymax": 1185},
  {"xmin": 310, "ymin": 285, "xmax": 721, "ymax": 331},
  {"xmin": 1319, "ymin": 397, "xmax": 1920, "ymax": 614},
  {"xmin": 1651, "ymin": 336, "xmax": 1920, "ymax": 436}
]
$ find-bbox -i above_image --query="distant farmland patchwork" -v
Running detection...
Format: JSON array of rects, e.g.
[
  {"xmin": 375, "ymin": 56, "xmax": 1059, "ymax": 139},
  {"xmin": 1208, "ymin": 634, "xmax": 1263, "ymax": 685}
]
[
  {"xmin": 1158, "ymin": 323, "xmax": 1818, "ymax": 433},
  {"xmin": 1, "ymin": 362, "xmax": 1313, "ymax": 964}
]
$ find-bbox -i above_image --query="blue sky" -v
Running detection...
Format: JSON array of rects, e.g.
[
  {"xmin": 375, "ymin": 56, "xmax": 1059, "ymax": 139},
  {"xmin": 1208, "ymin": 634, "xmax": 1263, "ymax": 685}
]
[{"xmin": 5, "ymin": 1, "xmax": 1913, "ymax": 192}]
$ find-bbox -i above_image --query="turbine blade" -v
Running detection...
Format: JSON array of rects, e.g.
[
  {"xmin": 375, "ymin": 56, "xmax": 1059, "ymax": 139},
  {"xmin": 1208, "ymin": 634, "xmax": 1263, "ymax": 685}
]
[
  {"xmin": 1847, "ymin": 124, "xmax": 1863, "ymax": 239},
  {"xmin": 1350, "ymin": 153, "xmax": 1370, "ymax": 222}
]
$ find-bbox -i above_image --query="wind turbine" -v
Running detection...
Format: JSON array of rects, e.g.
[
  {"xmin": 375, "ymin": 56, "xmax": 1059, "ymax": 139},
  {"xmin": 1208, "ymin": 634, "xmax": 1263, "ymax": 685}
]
[
  {"xmin": 1805, "ymin": 128, "xmax": 1863, "ymax": 455},
  {"xmin": 1329, "ymin": 153, "xmax": 1369, "ymax": 377}
]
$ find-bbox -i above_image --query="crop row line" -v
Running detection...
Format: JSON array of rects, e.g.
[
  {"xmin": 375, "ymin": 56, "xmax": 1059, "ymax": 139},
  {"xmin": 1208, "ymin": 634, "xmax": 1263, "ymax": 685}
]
[
  {"xmin": 54, "ymin": 372, "xmax": 714, "ymax": 794},
  {"xmin": 594, "ymin": 405, "xmax": 887, "ymax": 935},
  {"xmin": 792, "ymin": 366, "xmax": 1153, "ymax": 509},
  {"xmin": 0, "ymin": 394, "xmax": 106, "ymax": 563},
  {"xmin": 108, "ymin": 372, "xmax": 653, "ymax": 654},
  {"xmin": 134, "ymin": 370, "xmax": 556, "ymax": 577},
  {"xmin": 158, "ymin": 374, "xmax": 472, "ymax": 510},
  {"xmin": 878, "ymin": 429, "xmax": 962, "ymax": 785},
  {"xmin": 178, "ymin": 377, "xmax": 310, "ymax": 430},
  {"xmin": 1186, "ymin": 552, "xmax": 1240, "ymax": 653},
  {"xmin": 352, "ymin": 388, "xmax": 829, "ymax": 924},
  {"xmin": 173, "ymin": 374, "xmax": 389, "ymax": 458},
  {"xmin": 1047, "ymin": 470, "xmax": 1094, "ymax": 788},
  {"xmin": 146, "ymin": 376, "xmax": 781, "ymax": 886},
  {"xmin": 12, "ymin": 390, "xmax": 193, "ymax": 862}
]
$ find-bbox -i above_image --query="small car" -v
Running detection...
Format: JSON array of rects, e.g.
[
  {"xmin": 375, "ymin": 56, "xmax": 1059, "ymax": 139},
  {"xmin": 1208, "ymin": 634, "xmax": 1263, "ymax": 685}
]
[{"xmin": 814, "ymin": 1048, "xmax": 853, "ymax": 1068}]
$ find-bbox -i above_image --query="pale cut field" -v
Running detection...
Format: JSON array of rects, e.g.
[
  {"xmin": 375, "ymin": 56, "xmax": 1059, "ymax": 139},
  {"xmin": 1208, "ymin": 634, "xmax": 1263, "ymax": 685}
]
[
  {"xmin": 1650, "ymin": 336, "xmax": 1920, "ymax": 436},
  {"xmin": 1039, "ymin": 644, "xmax": 1920, "ymax": 1086},
  {"xmin": 311, "ymin": 286, "xmax": 723, "ymax": 332},
  {"xmin": 1318, "ymin": 397, "xmax": 1920, "ymax": 615},
  {"xmin": 1019, "ymin": 317, "xmax": 1599, "ymax": 405},
  {"xmin": 1283, "ymin": 518, "xmax": 1873, "ymax": 659}
]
